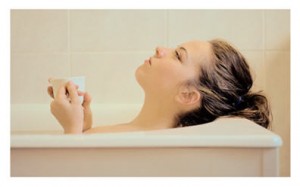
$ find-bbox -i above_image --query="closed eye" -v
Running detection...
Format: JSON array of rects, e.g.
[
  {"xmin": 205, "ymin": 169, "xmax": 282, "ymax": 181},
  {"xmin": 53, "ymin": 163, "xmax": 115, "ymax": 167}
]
[{"xmin": 174, "ymin": 50, "xmax": 182, "ymax": 62}]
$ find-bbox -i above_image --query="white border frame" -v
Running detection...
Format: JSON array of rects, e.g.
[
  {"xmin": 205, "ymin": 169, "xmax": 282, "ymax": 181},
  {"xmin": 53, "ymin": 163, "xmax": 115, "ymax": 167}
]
[{"xmin": 1, "ymin": 0, "xmax": 299, "ymax": 186}]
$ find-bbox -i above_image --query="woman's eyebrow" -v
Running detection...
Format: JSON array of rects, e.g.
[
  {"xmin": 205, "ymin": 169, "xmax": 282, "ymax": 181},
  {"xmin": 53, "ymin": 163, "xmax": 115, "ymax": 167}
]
[{"xmin": 179, "ymin": 47, "xmax": 188, "ymax": 58}]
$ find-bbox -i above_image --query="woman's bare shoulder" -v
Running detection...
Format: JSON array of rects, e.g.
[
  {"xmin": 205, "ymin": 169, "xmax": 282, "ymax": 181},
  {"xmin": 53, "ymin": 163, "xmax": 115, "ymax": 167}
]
[{"xmin": 83, "ymin": 123, "xmax": 139, "ymax": 134}]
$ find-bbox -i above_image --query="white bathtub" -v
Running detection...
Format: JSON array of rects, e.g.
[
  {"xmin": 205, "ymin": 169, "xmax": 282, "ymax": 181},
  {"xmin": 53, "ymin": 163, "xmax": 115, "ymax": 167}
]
[{"xmin": 11, "ymin": 104, "xmax": 282, "ymax": 177}]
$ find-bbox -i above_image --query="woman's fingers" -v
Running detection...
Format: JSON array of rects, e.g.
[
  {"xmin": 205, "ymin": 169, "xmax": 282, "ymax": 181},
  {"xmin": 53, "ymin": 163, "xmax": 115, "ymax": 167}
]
[
  {"xmin": 56, "ymin": 84, "xmax": 68, "ymax": 100},
  {"xmin": 82, "ymin": 92, "xmax": 92, "ymax": 107},
  {"xmin": 47, "ymin": 77, "xmax": 79, "ymax": 99},
  {"xmin": 66, "ymin": 81, "xmax": 81, "ymax": 104},
  {"xmin": 48, "ymin": 78, "xmax": 82, "ymax": 104},
  {"xmin": 47, "ymin": 86, "xmax": 54, "ymax": 98}
]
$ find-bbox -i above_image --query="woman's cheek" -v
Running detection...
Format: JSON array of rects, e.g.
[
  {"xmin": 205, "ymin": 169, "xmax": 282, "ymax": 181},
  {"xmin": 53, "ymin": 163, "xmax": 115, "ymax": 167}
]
[{"xmin": 153, "ymin": 67, "xmax": 182, "ymax": 89}]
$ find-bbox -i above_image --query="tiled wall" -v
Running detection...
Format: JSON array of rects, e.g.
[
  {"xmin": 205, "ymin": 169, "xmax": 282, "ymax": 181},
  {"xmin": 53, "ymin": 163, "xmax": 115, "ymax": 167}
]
[{"xmin": 11, "ymin": 10, "xmax": 290, "ymax": 176}]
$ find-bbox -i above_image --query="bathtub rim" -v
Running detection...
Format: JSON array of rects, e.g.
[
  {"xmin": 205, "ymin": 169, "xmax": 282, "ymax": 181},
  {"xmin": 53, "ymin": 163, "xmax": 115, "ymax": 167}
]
[{"xmin": 11, "ymin": 118, "xmax": 282, "ymax": 148}]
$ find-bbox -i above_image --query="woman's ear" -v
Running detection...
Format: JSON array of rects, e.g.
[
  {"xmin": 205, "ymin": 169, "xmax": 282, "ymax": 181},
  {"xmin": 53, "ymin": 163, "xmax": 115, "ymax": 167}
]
[{"xmin": 175, "ymin": 86, "xmax": 201, "ymax": 106}]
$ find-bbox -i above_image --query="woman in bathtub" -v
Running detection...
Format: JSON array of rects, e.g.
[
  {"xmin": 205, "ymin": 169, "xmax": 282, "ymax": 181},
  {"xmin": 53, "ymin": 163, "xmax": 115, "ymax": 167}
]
[{"xmin": 48, "ymin": 39, "xmax": 271, "ymax": 134}]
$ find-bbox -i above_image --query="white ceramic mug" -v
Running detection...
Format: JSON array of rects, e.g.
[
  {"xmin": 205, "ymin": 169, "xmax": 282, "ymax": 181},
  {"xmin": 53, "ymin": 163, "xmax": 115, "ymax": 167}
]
[{"xmin": 49, "ymin": 76, "xmax": 85, "ymax": 104}]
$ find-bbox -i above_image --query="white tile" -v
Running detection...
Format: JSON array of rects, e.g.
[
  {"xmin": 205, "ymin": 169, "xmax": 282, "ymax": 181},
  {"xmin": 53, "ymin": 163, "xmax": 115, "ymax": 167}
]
[
  {"xmin": 265, "ymin": 51, "xmax": 290, "ymax": 109},
  {"xmin": 241, "ymin": 50, "xmax": 265, "ymax": 91},
  {"xmin": 265, "ymin": 10, "xmax": 290, "ymax": 50},
  {"xmin": 11, "ymin": 54, "xmax": 70, "ymax": 103},
  {"xmin": 264, "ymin": 51, "xmax": 290, "ymax": 176},
  {"xmin": 168, "ymin": 10, "xmax": 264, "ymax": 50},
  {"xmin": 11, "ymin": 10, "xmax": 68, "ymax": 52},
  {"xmin": 70, "ymin": 10, "xmax": 167, "ymax": 52},
  {"xmin": 264, "ymin": 51, "xmax": 290, "ymax": 131},
  {"xmin": 264, "ymin": 51, "xmax": 290, "ymax": 135}
]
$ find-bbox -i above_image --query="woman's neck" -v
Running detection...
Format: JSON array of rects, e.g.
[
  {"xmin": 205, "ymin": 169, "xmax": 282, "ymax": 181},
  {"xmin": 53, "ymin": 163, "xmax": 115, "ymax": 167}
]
[{"xmin": 129, "ymin": 94, "xmax": 178, "ymax": 130}]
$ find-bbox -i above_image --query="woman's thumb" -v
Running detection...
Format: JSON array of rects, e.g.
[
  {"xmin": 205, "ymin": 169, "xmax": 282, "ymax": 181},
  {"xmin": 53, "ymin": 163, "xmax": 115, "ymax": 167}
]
[{"xmin": 82, "ymin": 92, "xmax": 92, "ymax": 108}]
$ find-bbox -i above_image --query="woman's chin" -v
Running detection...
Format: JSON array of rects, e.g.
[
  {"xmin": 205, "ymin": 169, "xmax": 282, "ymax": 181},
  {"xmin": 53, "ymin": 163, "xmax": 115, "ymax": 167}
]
[{"xmin": 135, "ymin": 68, "xmax": 145, "ymax": 87}]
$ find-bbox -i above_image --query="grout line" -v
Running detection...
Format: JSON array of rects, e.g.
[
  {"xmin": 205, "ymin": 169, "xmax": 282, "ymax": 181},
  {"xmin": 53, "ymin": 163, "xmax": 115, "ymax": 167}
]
[
  {"xmin": 11, "ymin": 52, "xmax": 69, "ymax": 55},
  {"xmin": 166, "ymin": 10, "xmax": 169, "ymax": 47},
  {"xmin": 262, "ymin": 10, "xmax": 266, "ymax": 91},
  {"xmin": 10, "ymin": 51, "xmax": 157, "ymax": 55},
  {"xmin": 67, "ymin": 10, "xmax": 72, "ymax": 76},
  {"xmin": 69, "ymin": 51, "xmax": 154, "ymax": 54},
  {"xmin": 10, "ymin": 49, "xmax": 289, "ymax": 55}
]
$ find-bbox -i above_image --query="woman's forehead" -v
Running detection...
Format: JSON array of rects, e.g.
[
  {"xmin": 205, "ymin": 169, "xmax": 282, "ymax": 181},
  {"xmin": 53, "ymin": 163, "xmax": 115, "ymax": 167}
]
[
  {"xmin": 179, "ymin": 40, "xmax": 211, "ymax": 52},
  {"xmin": 179, "ymin": 40, "xmax": 212, "ymax": 64}
]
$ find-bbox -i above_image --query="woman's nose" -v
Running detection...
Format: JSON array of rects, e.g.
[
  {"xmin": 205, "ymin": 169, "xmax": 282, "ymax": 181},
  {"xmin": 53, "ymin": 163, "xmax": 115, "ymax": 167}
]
[{"xmin": 155, "ymin": 47, "xmax": 166, "ymax": 58}]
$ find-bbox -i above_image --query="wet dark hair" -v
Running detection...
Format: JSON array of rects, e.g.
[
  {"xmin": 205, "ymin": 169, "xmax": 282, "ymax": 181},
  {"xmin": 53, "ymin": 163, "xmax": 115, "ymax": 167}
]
[{"xmin": 178, "ymin": 39, "xmax": 271, "ymax": 129}]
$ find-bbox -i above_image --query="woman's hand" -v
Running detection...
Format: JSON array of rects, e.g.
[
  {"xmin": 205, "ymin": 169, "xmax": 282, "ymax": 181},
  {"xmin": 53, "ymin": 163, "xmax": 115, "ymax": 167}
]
[
  {"xmin": 48, "ymin": 80, "xmax": 93, "ymax": 133},
  {"xmin": 82, "ymin": 91, "xmax": 93, "ymax": 132},
  {"xmin": 50, "ymin": 81, "xmax": 84, "ymax": 134}
]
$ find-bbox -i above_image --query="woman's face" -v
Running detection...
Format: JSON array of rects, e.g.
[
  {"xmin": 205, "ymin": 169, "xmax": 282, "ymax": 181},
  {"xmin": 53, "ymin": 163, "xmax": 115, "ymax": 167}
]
[{"xmin": 135, "ymin": 40, "xmax": 212, "ymax": 97}]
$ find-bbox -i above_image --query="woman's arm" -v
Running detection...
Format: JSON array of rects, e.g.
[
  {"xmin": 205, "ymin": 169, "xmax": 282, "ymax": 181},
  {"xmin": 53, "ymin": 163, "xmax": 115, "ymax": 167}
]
[{"xmin": 48, "ymin": 82, "xmax": 138, "ymax": 134}]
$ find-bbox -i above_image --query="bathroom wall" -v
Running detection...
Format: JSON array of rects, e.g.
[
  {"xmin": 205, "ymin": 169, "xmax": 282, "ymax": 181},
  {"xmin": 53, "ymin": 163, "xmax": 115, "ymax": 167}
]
[{"xmin": 11, "ymin": 10, "xmax": 290, "ymax": 176}]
